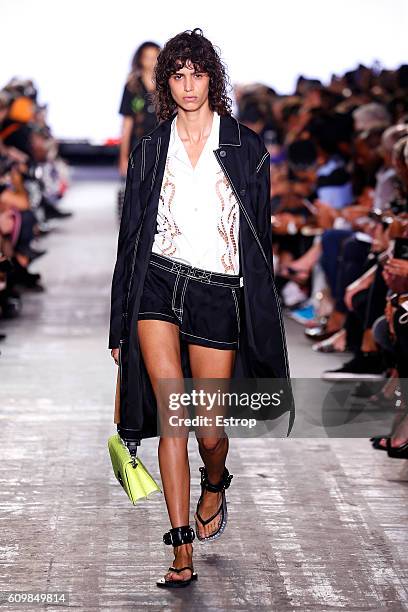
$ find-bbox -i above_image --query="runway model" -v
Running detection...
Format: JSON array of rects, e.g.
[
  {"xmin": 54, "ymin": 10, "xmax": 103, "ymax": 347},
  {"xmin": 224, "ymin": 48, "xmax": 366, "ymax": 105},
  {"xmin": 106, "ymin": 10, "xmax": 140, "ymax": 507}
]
[
  {"xmin": 109, "ymin": 28, "xmax": 294, "ymax": 588},
  {"xmin": 118, "ymin": 41, "xmax": 161, "ymax": 177}
]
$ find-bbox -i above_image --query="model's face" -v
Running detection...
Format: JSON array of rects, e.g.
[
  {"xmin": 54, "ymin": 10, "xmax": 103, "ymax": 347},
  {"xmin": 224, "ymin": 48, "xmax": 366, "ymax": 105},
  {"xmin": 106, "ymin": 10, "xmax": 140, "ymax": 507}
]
[
  {"xmin": 140, "ymin": 46, "xmax": 160, "ymax": 72},
  {"xmin": 168, "ymin": 59, "xmax": 210, "ymax": 112}
]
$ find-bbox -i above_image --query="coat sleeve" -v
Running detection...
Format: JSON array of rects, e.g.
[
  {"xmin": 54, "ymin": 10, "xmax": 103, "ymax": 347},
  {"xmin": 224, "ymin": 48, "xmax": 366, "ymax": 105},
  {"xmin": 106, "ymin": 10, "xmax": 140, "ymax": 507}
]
[
  {"xmin": 254, "ymin": 146, "xmax": 275, "ymax": 278},
  {"xmin": 108, "ymin": 152, "xmax": 138, "ymax": 349}
]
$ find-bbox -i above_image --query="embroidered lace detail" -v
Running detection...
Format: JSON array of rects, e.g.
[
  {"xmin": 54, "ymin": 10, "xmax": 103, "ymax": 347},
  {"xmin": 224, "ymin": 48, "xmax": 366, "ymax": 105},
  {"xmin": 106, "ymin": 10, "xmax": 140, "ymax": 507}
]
[
  {"xmin": 156, "ymin": 157, "xmax": 182, "ymax": 256},
  {"xmin": 216, "ymin": 169, "xmax": 239, "ymax": 273}
]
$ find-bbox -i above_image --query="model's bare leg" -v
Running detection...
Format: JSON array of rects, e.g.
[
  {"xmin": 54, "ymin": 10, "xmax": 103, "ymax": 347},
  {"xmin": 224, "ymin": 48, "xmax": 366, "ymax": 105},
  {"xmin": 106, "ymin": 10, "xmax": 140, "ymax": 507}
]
[
  {"xmin": 138, "ymin": 319, "xmax": 191, "ymax": 583},
  {"xmin": 188, "ymin": 344, "xmax": 236, "ymax": 539}
]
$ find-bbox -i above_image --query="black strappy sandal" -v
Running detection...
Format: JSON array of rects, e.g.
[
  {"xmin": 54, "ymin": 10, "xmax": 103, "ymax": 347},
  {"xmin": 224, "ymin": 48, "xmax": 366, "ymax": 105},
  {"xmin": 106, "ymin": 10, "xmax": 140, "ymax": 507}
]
[
  {"xmin": 370, "ymin": 389, "xmax": 406, "ymax": 451},
  {"xmin": 370, "ymin": 434, "xmax": 391, "ymax": 451},
  {"xmin": 194, "ymin": 466, "xmax": 233, "ymax": 543},
  {"xmin": 156, "ymin": 525, "xmax": 198, "ymax": 588},
  {"xmin": 386, "ymin": 437, "xmax": 408, "ymax": 459}
]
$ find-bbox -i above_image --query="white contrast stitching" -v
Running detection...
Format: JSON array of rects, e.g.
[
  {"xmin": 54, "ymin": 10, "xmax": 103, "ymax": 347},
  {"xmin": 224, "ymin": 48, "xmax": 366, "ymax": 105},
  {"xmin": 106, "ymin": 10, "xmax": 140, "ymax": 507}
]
[
  {"xmin": 256, "ymin": 151, "xmax": 269, "ymax": 173},
  {"xmin": 125, "ymin": 201, "xmax": 148, "ymax": 315},
  {"xmin": 151, "ymin": 136, "xmax": 161, "ymax": 191},
  {"xmin": 151, "ymin": 252, "xmax": 240, "ymax": 278},
  {"xmin": 180, "ymin": 330, "xmax": 238, "ymax": 344},
  {"xmin": 214, "ymin": 152, "xmax": 291, "ymax": 379},
  {"xmin": 149, "ymin": 262, "xmax": 239, "ymax": 287},
  {"xmin": 231, "ymin": 287, "xmax": 240, "ymax": 335},
  {"xmin": 149, "ymin": 261, "xmax": 240, "ymax": 287},
  {"xmin": 171, "ymin": 272, "xmax": 180, "ymax": 313},
  {"xmin": 138, "ymin": 311, "xmax": 176, "ymax": 320},
  {"xmin": 141, "ymin": 138, "xmax": 147, "ymax": 181},
  {"xmin": 179, "ymin": 275, "xmax": 189, "ymax": 321}
]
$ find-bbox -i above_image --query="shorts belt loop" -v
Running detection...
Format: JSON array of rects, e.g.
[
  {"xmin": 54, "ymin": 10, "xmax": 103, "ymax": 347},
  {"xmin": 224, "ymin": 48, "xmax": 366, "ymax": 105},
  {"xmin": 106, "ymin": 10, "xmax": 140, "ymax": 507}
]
[{"xmin": 171, "ymin": 261, "xmax": 182, "ymax": 274}]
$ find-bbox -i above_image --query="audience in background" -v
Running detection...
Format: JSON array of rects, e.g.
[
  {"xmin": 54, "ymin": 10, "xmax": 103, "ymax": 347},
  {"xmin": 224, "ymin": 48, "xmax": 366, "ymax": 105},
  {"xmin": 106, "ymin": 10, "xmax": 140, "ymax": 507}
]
[
  {"xmin": 2, "ymin": 62, "xmax": 407, "ymax": 460},
  {"xmin": 235, "ymin": 62, "xmax": 408, "ymax": 460},
  {"xmin": 0, "ymin": 78, "xmax": 72, "ymax": 345}
]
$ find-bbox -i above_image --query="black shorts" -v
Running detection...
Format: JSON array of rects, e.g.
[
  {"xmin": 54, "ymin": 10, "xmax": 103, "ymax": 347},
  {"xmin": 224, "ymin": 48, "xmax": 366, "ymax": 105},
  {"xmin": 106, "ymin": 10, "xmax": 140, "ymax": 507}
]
[{"xmin": 138, "ymin": 252, "xmax": 242, "ymax": 350}]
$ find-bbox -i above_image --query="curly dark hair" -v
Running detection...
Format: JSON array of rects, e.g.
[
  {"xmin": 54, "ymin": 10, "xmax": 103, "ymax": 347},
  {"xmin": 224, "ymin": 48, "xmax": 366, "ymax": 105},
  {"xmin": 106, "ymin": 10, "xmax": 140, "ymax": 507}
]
[{"xmin": 152, "ymin": 28, "xmax": 233, "ymax": 121}]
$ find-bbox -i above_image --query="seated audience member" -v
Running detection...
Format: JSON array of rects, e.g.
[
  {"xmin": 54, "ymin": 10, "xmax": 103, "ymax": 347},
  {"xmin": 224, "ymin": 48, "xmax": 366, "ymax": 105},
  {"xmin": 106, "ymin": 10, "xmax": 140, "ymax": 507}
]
[
  {"xmin": 0, "ymin": 77, "xmax": 73, "ymax": 339},
  {"xmin": 374, "ymin": 124, "xmax": 408, "ymax": 210}
]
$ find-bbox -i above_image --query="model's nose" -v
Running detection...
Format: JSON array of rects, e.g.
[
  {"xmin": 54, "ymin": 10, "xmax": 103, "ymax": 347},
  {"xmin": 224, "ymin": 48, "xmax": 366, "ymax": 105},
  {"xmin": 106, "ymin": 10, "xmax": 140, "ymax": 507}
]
[{"xmin": 184, "ymin": 77, "xmax": 193, "ymax": 92}]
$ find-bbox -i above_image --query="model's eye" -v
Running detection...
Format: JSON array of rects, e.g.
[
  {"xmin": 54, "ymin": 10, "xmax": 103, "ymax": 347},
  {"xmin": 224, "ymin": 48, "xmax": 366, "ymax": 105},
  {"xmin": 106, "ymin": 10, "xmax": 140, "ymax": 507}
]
[
  {"xmin": 194, "ymin": 73, "xmax": 203, "ymax": 78},
  {"xmin": 173, "ymin": 74, "xmax": 182, "ymax": 80}
]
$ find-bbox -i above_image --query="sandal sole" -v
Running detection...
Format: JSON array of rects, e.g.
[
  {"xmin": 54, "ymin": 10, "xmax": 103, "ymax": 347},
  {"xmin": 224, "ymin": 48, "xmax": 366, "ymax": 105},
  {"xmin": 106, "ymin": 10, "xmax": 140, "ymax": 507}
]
[{"xmin": 156, "ymin": 573, "xmax": 198, "ymax": 588}]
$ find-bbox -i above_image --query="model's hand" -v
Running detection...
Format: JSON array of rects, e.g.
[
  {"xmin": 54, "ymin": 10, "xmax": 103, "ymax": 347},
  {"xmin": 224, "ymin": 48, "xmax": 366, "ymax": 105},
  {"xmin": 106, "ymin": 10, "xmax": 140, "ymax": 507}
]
[{"xmin": 111, "ymin": 348, "xmax": 119, "ymax": 365}]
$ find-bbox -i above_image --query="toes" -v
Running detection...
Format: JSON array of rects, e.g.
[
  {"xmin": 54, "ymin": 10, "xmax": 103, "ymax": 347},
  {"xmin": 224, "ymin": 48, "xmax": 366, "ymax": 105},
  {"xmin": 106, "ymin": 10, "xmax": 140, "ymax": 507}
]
[
  {"xmin": 207, "ymin": 515, "xmax": 221, "ymax": 537},
  {"xmin": 195, "ymin": 511, "xmax": 221, "ymax": 538},
  {"xmin": 165, "ymin": 570, "xmax": 186, "ymax": 582}
]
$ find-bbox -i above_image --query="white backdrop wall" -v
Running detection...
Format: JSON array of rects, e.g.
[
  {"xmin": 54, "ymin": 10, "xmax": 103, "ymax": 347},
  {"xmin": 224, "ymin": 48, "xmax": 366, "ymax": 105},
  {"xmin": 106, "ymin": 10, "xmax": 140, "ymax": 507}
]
[{"xmin": 1, "ymin": 0, "xmax": 407, "ymax": 142}]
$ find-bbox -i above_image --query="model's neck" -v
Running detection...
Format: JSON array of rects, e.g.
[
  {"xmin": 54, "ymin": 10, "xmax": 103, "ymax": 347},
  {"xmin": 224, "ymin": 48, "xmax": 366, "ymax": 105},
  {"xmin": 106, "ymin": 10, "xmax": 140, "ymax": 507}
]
[{"xmin": 176, "ymin": 104, "xmax": 214, "ymax": 143}]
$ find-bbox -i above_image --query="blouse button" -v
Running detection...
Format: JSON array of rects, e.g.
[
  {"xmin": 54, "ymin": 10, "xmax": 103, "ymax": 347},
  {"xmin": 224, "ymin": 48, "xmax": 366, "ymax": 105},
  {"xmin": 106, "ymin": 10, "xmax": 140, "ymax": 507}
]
[
  {"xmin": 220, "ymin": 150, "xmax": 226, "ymax": 157},
  {"xmin": 240, "ymin": 188, "xmax": 246, "ymax": 196}
]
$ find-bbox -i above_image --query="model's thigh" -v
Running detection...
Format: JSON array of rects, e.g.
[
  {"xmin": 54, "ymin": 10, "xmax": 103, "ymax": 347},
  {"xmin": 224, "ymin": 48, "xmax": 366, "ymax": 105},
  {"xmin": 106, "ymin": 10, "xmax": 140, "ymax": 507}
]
[
  {"xmin": 138, "ymin": 319, "xmax": 189, "ymax": 443},
  {"xmin": 188, "ymin": 344, "xmax": 236, "ymax": 441},
  {"xmin": 188, "ymin": 344, "xmax": 236, "ymax": 379},
  {"xmin": 138, "ymin": 319, "xmax": 182, "ymax": 380},
  {"xmin": 138, "ymin": 319, "xmax": 188, "ymax": 437}
]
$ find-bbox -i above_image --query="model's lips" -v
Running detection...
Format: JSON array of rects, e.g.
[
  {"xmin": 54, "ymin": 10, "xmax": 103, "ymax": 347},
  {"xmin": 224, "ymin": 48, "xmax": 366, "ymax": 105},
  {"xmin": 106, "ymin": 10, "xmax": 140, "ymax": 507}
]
[{"xmin": 183, "ymin": 96, "xmax": 197, "ymax": 101}]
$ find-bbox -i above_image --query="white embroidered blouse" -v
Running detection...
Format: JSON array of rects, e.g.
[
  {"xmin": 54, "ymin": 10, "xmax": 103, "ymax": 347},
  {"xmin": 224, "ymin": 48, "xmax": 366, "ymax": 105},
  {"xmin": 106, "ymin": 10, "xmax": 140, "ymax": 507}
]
[{"xmin": 151, "ymin": 110, "xmax": 240, "ymax": 274}]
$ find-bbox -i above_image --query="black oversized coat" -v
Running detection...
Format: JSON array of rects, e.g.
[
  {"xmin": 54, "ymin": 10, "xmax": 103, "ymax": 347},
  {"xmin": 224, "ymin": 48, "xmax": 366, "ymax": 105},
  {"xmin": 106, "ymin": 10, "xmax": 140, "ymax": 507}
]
[{"xmin": 108, "ymin": 113, "xmax": 295, "ymax": 442}]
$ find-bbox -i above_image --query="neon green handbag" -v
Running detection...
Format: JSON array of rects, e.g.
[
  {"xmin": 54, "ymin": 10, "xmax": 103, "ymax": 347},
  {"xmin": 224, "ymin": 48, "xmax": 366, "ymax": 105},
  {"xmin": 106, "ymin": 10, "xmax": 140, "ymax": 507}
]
[{"xmin": 108, "ymin": 434, "xmax": 162, "ymax": 505}]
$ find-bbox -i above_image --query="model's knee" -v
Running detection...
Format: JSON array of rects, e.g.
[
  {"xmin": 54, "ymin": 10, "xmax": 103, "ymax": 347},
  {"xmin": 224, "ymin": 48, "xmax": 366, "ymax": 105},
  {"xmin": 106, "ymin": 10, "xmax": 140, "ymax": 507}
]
[{"xmin": 197, "ymin": 436, "xmax": 224, "ymax": 452}]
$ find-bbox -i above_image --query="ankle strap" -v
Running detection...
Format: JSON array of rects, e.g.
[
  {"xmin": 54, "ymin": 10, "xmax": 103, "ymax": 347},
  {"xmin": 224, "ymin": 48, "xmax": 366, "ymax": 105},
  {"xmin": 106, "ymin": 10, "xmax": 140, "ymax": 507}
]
[
  {"xmin": 163, "ymin": 525, "xmax": 195, "ymax": 546},
  {"xmin": 199, "ymin": 466, "xmax": 234, "ymax": 493}
]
